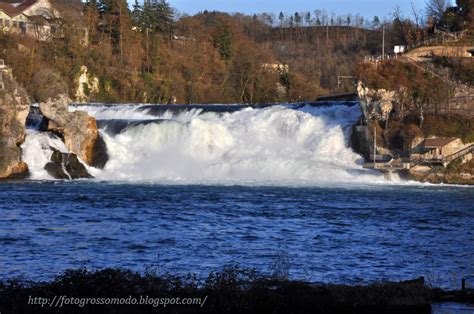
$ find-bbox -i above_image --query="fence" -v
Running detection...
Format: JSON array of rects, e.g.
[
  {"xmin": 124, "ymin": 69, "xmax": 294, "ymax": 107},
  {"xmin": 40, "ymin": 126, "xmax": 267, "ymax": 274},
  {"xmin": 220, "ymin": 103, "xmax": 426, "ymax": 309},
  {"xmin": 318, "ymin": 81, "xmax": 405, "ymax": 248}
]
[{"xmin": 364, "ymin": 54, "xmax": 394, "ymax": 63}]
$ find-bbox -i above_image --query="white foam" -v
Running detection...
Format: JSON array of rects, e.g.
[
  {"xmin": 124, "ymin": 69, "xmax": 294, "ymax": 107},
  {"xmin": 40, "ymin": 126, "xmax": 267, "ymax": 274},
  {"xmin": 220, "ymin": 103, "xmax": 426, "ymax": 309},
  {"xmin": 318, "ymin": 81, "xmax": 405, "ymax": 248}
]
[
  {"xmin": 69, "ymin": 104, "xmax": 154, "ymax": 120},
  {"xmin": 22, "ymin": 104, "xmax": 391, "ymax": 184},
  {"xmin": 21, "ymin": 131, "xmax": 69, "ymax": 180},
  {"xmin": 94, "ymin": 105, "xmax": 386, "ymax": 184}
]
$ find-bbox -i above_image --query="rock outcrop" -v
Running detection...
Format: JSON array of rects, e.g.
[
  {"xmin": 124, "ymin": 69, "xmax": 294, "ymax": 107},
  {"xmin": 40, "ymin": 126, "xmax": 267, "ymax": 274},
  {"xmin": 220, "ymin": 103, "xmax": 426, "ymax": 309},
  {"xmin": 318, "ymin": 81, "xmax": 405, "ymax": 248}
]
[
  {"xmin": 45, "ymin": 149, "xmax": 93, "ymax": 180},
  {"xmin": 0, "ymin": 67, "xmax": 30, "ymax": 179},
  {"xmin": 357, "ymin": 82, "xmax": 396, "ymax": 124},
  {"xmin": 75, "ymin": 66, "xmax": 99, "ymax": 103},
  {"xmin": 39, "ymin": 95, "xmax": 108, "ymax": 168}
]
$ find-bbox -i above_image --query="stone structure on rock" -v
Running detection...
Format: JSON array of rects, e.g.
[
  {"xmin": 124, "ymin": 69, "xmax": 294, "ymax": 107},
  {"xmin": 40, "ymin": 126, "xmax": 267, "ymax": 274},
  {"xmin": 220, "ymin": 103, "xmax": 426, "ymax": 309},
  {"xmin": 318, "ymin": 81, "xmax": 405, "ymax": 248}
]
[
  {"xmin": 75, "ymin": 65, "xmax": 99, "ymax": 103},
  {"xmin": 357, "ymin": 81, "xmax": 396, "ymax": 125},
  {"xmin": 0, "ymin": 62, "xmax": 30, "ymax": 179},
  {"xmin": 39, "ymin": 95, "xmax": 108, "ymax": 168}
]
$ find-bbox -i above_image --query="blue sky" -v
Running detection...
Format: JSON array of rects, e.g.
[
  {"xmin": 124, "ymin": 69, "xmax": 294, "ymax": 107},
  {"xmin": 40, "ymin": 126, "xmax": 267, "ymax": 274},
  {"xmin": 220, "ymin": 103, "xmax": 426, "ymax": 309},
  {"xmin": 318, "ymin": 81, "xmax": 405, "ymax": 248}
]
[{"xmin": 161, "ymin": 0, "xmax": 430, "ymax": 20}]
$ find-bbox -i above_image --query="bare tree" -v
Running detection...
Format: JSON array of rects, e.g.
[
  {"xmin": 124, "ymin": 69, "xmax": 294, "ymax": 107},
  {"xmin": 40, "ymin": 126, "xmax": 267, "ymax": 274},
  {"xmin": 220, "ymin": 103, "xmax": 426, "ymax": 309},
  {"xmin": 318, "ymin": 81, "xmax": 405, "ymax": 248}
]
[
  {"xmin": 391, "ymin": 5, "xmax": 408, "ymax": 45},
  {"xmin": 425, "ymin": 0, "xmax": 448, "ymax": 24},
  {"xmin": 411, "ymin": 1, "xmax": 421, "ymax": 29}
]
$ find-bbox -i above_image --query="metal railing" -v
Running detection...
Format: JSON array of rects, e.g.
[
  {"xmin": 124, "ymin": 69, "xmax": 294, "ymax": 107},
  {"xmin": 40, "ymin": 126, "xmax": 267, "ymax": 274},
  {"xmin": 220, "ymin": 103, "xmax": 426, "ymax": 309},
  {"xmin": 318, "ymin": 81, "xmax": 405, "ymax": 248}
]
[
  {"xmin": 409, "ymin": 144, "xmax": 474, "ymax": 166},
  {"xmin": 443, "ymin": 144, "xmax": 474, "ymax": 163},
  {"xmin": 364, "ymin": 55, "xmax": 392, "ymax": 63}
]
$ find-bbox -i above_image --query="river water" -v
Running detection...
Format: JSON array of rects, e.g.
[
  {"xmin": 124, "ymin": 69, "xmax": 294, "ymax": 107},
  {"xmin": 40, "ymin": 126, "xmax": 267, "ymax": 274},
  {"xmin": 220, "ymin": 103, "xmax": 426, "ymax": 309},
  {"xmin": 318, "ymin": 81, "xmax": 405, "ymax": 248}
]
[{"xmin": 0, "ymin": 103, "xmax": 472, "ymax": 289}]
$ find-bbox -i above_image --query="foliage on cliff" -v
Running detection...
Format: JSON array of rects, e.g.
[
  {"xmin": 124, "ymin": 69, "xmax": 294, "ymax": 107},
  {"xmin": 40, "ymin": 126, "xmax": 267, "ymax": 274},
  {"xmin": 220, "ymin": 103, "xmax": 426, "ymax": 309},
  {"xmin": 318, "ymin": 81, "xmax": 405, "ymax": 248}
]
[
  {"xmin": 357, "ymin": 58, "xmax": 473, "ymax": 155},
  {"xmin": 432, "ymin": 57, "xmax": 474, "ymax": 86},
  {"xmin": 0, "ymin": 0, "xmax": 438, "ymax": 104},
  {"xmin": 357, "ymin": 60, "xmax": 450, "ymax": 112}
]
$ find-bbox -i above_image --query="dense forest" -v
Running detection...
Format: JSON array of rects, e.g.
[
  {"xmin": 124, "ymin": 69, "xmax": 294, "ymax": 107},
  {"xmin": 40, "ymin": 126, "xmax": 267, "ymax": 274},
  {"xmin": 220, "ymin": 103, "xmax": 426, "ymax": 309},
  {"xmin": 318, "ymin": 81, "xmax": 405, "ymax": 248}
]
[{"xmin": 1, "ymin": 0, "xmax": 472, "ymax": 104}]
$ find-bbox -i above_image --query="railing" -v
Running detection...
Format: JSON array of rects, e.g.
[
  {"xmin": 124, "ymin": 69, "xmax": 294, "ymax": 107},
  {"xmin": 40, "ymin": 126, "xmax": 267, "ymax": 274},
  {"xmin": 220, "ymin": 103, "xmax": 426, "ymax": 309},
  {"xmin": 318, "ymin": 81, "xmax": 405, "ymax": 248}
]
[
  {"xmin": 0, "ymin": 60, "xmax": 3, "ymax": 90},
  {"xmin": 366, "ymin": 145, "xmax": 473, "ymax": 171},
  {"xmin": 364, "ymin": 55, "xmax": 393, "ymax": 63},
  {"xmin": 450, "ymin": 95, "xmax": 474, "ymax": 102},
  {"xmin": 443, "ymin": 144, "xmax": 474, "ymax": 163},
  {"xmin": 410, "ymin": 29, "xmax": 468, "ymax": 50},
  {"xmin": 410, "ymin": 144, "xmax": 474, "ymax": 166}
]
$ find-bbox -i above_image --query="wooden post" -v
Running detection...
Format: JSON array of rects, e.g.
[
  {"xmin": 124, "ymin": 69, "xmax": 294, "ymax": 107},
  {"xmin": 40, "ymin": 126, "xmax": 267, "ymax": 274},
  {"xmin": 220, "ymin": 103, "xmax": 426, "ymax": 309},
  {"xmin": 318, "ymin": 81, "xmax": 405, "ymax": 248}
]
[
  {"xmin": 382, "ymin": 26, "xmax": 385, "ymax": 60},
  {"xmin": 374, "ymin": 125, "xmax": 377, "ymax": 169}
]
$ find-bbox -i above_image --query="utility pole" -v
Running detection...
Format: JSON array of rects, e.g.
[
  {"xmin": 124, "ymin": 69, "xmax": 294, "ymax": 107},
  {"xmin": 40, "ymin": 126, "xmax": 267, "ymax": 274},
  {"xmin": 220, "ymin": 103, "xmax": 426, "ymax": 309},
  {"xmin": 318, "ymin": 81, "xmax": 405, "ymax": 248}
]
[
  {"xmin": 374, "ymin": 125, "xmax": 377, "ymax": 169},
  {"xmin": 326, "ymin": 25, "xmax": 329, "ymax": 51},
  {"xmin": 382, "ymin": 25, "xmax": 385, "ymax": 60}
]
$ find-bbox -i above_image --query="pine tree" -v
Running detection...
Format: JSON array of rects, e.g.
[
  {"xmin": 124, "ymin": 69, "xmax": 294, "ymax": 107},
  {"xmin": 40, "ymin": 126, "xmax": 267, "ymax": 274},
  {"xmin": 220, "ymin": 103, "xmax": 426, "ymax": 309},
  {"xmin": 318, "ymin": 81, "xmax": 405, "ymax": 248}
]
[
  {"xmin": 133, "ymin": 0, "xmax": 174, "ymax": 36},
  {"xmin": 278, "ymin": 12, "xmax": 284, "ymax": 27},
  {"xmin": 97, "ymin": 0, "xmax": 131, "ymax": 58}
]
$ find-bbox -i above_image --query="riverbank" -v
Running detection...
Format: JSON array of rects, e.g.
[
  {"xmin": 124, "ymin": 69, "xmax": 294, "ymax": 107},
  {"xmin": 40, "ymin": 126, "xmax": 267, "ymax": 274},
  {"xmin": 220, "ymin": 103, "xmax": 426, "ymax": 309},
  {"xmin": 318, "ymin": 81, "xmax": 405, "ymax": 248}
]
[
  {"xmin": 1, "ymin": 267, "xmax": 473, "ymax": 314},
  {"xmin": 353, "ymin": 56, "xmax": 474, "ymax": 185}
]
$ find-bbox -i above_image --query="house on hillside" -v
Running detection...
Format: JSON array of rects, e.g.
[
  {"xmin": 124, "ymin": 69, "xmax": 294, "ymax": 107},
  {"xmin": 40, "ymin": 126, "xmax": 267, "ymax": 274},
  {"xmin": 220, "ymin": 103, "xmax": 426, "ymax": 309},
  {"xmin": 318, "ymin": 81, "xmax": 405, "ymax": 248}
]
[
  {"xmin": 394, "ymin": 45, "xmax": 407, "ymax": 55},
  {"xmin": 0, "ymin": 0, "xmax": 59, "ymax": 40},
  {"xmin": 423, "ymin": 137, "xmax": 464, "ymax": 160},
  {"xmin": 262, "ymin": 62, "xmax": 289, "ymax": 74}
]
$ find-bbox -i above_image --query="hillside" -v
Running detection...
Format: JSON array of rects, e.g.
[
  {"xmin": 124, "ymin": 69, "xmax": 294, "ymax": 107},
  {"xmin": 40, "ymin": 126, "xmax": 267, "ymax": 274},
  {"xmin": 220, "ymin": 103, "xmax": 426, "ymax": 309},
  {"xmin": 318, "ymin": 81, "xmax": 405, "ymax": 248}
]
[{"xmin": 0, "ymin": 2, "xmax": 424, "ymax": 104}]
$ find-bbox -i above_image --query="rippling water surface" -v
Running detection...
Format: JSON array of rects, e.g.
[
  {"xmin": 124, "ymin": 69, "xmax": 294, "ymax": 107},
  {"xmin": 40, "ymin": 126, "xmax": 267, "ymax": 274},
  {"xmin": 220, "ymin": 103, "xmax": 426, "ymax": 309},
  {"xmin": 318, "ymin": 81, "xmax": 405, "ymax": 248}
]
[{"xmin": 1, "ymin": 182, "xmax": 473, "ymax": 289}]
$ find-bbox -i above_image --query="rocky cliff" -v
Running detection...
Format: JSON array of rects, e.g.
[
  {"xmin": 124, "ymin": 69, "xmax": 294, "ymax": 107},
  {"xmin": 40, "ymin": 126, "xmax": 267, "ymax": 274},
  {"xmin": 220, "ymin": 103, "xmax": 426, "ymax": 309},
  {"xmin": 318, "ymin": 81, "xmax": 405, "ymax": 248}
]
[
  {"xmin": 39, "ymin": 95, "xmax": 108, "ymax": 169},
  {"xmin": 75, "ymin": 66, "xmax": 99, "ymax": 103},
  {"xmin": 0, "ymin": 68, "xmax": 30, "ymax": 179},
  {"xmin": 357, "ymin": 81, "xmax": 396, "ymax": 126}
]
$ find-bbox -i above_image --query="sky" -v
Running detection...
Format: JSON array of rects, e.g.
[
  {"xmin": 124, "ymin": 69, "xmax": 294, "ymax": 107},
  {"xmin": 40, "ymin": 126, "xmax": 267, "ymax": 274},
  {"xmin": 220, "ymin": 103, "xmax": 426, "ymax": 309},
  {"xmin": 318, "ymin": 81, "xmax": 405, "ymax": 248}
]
[{"xmin": 161, "ymin": 0, "xmax": 431, "ymax": 20}]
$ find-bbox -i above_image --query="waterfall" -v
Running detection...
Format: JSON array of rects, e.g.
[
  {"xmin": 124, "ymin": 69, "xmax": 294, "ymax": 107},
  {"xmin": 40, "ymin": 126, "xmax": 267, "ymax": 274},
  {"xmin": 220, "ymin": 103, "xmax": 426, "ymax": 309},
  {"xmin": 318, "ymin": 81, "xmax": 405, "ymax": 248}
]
[{"xmin": 23, "ymin": 103, "xmax": 386, "ymax": 185}]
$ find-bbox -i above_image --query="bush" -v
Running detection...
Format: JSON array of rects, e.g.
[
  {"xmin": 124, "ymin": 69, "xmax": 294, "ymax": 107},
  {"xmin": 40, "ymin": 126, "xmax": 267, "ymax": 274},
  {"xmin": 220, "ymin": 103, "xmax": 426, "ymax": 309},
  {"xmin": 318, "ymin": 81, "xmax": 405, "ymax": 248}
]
[
  {"xmin": 31, "ymin": 69, "xmax": 68, "ymax": 102},
  {"xmin": 0, "ymin": 267, "xmax": 436, "ymax": 314}
]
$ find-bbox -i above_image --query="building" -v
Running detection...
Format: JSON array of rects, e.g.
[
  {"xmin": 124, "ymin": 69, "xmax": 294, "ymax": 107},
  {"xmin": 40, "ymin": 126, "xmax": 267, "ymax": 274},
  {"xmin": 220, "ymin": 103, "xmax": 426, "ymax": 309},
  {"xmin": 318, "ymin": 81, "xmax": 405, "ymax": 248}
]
[
  {"xmin": 0, "ymin": 0, "xmax": 58, "ymax": 40},
  {"xmin": 262, "ymin": 62, "xmax": 289, "ymax": 73},
  {"xmin": 394, "ymin": 45, "xmax": 407, "ymax": 55},
  {"xmin": 423, "ymin": 137, "xmax": 464, "ymax": 160}
]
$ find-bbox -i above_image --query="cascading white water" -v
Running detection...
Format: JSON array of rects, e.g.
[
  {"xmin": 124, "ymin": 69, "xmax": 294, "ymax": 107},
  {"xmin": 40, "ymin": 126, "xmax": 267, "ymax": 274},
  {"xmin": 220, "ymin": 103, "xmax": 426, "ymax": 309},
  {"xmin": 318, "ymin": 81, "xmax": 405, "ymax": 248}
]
[
  {"xmin": 23, "ymin": 103, "xmax": 387, "ymax": 184},
  {"xmin": 22, "ymin": 131, "xmax": 69, "ymax": 180}
]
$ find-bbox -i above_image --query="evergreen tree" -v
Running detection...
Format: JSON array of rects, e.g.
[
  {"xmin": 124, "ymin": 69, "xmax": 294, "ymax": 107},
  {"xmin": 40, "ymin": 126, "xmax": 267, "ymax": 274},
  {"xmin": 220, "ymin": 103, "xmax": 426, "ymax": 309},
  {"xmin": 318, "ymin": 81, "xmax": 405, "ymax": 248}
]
[
  {"xmin": 213, "ymin": 24, "xmax": 233, "ymax": 64},
  {"xmin": 372, "ymin": 16, "xmax": 380, "ymax": 29},
  {"xmin": 294, "ymin": 12, "xmax": 301, "ymax": 27},
  {"xmin": 278, "ymin": 12, "xmax": 284, "ymax": 28},
  {"xmin": 97, "ymin": 0, "xmax": 131, "ymax": 58},
  {"xmin": 305, "ymin": 12, "xmax": 311, "ymax": 26},
  {"xmin": 132, "ymin": 0, "xmax": 174, "ymax": 36}
]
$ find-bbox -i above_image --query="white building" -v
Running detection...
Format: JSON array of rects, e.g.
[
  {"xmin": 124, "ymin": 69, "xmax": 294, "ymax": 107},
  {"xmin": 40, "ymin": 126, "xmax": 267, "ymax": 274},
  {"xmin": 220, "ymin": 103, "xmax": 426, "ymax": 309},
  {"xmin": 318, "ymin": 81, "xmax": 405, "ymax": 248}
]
[
  {"xmin": 394, "ymin": 45, "xmax": 407, "ymax": 55},
  {"xmin": 0, "ymin": 0, "xmax": 58, "ymax": 40}
]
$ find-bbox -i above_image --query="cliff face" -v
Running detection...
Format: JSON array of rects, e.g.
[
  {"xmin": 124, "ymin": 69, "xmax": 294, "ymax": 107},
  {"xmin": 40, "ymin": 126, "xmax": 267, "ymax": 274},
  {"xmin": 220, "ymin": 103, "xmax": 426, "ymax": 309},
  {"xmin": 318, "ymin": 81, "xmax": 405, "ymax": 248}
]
[
  {"xmin": 75, "ymin": 66, "xmax": 99, "ymax": 103},
  {"xmin": 354, "ymin": 78, "xmax": 474, "ymax": 185},
  {"xmin": 357, "ymin": 82, "xmax": 396, "ymax": 126},
  {"xmin": 0, "ymin": 68, "xmax": 30, "ymax": 179}
]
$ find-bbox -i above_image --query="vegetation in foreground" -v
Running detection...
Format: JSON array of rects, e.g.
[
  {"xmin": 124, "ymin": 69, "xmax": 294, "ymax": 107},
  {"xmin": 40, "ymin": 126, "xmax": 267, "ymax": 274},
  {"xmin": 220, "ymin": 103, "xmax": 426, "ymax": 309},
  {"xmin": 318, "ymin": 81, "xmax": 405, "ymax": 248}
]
[{"xmin": 0, "ymin": 267, "xmax": 451, "ymax": 314}]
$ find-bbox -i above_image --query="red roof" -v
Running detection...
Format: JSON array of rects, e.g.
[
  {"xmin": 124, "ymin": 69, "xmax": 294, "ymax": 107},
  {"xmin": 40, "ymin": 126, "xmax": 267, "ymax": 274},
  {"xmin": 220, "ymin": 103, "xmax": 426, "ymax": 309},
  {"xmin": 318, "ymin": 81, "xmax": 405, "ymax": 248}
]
[
  {"xmin": 0, "ymin": 0, "xmax": 37, "ymax": 18},
  {"xmin": 424, "ymin": 137, "xmax": 458, "ymax": 148}
]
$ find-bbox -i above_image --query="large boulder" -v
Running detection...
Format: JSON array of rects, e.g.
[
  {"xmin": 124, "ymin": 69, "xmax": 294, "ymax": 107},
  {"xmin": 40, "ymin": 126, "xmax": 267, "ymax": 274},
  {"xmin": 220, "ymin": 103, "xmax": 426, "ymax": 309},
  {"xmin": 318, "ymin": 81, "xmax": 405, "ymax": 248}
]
[
  {"xmin": 45, "ymin": 149, "xmax": 93, "ymax": 180},
  {"xmin": 39, "ymin": 95, "xmax": 108, "ymax": 168},
  {"xmin": 0, "ymin": 68, "xmax": 30, "ymax": 179}
]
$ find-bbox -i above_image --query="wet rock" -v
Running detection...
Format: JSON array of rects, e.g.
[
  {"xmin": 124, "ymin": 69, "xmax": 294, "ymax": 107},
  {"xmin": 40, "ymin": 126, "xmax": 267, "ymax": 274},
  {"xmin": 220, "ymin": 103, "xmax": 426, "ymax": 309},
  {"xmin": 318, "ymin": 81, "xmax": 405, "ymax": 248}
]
[
  {"xmin": 357, "ymin": 81, "xmax": 396, "ymax": 123},
  {"xmin": 45, "ymin": 149, "xmax": 93, "ymax": 180},
  {"xmin": 0, "ymin": 66, "xmax": 30, "ymax": 179},
  {"xmin": 39, "ymin": 95, "xmax": 108, "ymax": 168},
  {"xmin": 90, "ymin": 134, "xmax": 108, "ymax": 169}
]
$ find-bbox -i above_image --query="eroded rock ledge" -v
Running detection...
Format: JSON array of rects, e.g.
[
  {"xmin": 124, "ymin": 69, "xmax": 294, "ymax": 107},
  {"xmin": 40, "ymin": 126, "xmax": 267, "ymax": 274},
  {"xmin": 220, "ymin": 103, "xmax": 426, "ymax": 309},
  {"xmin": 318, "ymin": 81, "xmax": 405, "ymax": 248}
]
[
  {"xmin": 39, "ymin": 95, "xmax": 108, "ymax": 170},
  {"xmin": 0, "ymin": 68, "xmax": 30, "ymax": 179}
]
